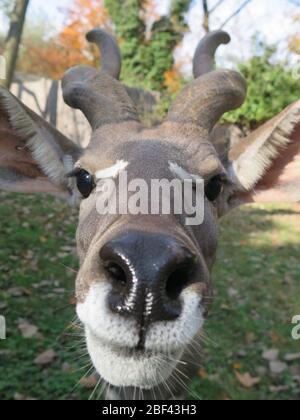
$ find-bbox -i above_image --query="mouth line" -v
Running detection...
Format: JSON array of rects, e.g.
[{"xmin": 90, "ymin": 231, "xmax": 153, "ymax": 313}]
[
  {"xmin": 89, "ymin": 329, "xmax": 179, "ymax": 361},
  {"xmin": 108, "ymin": 343, "xmax": 177, "ymax": 360}
]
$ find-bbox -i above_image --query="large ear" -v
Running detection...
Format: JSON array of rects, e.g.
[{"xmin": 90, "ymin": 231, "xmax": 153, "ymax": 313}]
[
  {"xmin": 226, "ymin": 100, "xmax": 300, "ymax": 209},
  {"xmin": 0, "ymin": 87, "xmax": 81, "ymax": 197}
]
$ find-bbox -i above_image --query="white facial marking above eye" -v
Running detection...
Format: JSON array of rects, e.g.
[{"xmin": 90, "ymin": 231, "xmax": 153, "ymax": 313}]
[
  {"xmin": 96, "ymin": 160, "xmax": 129, "ymax": 180},
  {"xmin": 169, "ymin": 161, "xmax": 203, "ymax": 182}
]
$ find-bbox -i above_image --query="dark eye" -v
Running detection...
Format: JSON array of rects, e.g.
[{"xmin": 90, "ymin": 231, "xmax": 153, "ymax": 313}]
[
  {"xmin": 205, "ymin": 175, "xmax": 223, "ymax": 202},
  {"xmin": 76, "ymin": 170, "xmax": 95, "ymax": 198}
]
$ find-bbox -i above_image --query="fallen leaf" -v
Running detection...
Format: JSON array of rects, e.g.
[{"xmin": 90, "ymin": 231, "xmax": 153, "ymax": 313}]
[
  {"xmin": 269, "ymin": 385, "xmax": 290, "ymax": 393},
  {"xmin": 233, "ymin": 363, "xmax": 243, "ymax": 370},
  {"xmin": 79, "ymin": 374, "xmax": 99, "ymax": 389},
  {"xmin": 262, "ymin": 349, "xmax": 279, "ymax": 361},
  {"xmin": 53, "ymin": 288, "xmax": 66, "ymax": 294},
  {"xmin": 198, "ymin": 368, "xmax": 209, "ymax": 379},
  {"xmin": 60, "ymin": 246, "xmax": 75, "ymax": 252},
  {"xmin": 227, "ymin": 288, "xmax": 238, "ymax": 298},
  {"xmin": 34, "ymin": 349, "xmax": 57, "ymax": 366},
  {"xmin": 18, "ymin": 320, "xmax": 39, "ymax": 339},
  {"xmin": 284, "ymin": 353, "xmax": 300, "ymax": 362},
  {"xmin": 14, "ymin": 393, "xmax": 37, "ymax": 401},
  {"xmin": 269, "ymin": 361, "xmax": 287, "ymax": 374},
  {"xmin": 221, "ymin": 304, "xmax": 232, "ymax": 311},
  {"xmin": 14, "ymin": 393, "xmax": 27, "ymax": 401},
  {"xmin": 57, "ymin": 252, "xmax": 68, "ymax": 258},
  {"xmin": 268, "ymin": 331, "xmax": 282, "ymax": 344},
  {"xmin": 7, "ymin": 287, "xmax": 26, "ymax": 297},
  {"xmin": 235, "ymin": 372, "xmax": 261, "ymax": 389}
]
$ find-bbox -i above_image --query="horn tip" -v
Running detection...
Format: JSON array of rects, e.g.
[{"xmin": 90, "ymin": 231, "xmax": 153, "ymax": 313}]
[
  {"xmin": 218, "ymin": 30, "xmax": 231, "ymax": 45},
  {"xmin": 86, "ymin": 28, "xmax": 103, "ymax": 43}
]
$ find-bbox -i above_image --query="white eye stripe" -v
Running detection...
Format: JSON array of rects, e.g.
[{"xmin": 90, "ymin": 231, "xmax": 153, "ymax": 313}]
[
  {"xmin": 168, "ymin": 161, "xmax": 202, "ymax": 182},
  {"xmin": 95, "ymin": 160, "xmax": 129, "ymax": 180}
]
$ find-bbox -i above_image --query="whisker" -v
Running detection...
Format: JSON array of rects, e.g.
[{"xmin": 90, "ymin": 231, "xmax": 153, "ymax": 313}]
[
  {"xmin": 65, "ymin": 364, "xmax": 94, "ymax": 399},
  {"xmin": 59, "ymin": 262, "xmax": 79, "ymax": 274},
  {"xmin": 97, "ymin": 380, "xmax": 108, "ymax": 401},
  {"xmin": 158, "ymin": 368, "xmax": 175, "ymax": 400},
  {"xmin": 89, "ymin": 377, "xmax": 102, "ymax": 401}
]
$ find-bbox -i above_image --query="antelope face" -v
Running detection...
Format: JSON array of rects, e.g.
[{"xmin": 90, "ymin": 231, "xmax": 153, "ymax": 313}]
[
  {"xmin": 60, "ymin": 30, "xmax": 245, "ymax": 391},
  {"xmin": 74, "ymin": 138, "xmax": 221, "ymax": 390}
]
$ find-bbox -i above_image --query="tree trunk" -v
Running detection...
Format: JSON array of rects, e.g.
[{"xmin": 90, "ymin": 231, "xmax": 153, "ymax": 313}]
[
  {"xmin": 202, "ymin": 0, "xmax": 210, "ymax": 33},
  {"xmin": 1, "ymin": 0, "xmax": 30, "ymax": 89}
]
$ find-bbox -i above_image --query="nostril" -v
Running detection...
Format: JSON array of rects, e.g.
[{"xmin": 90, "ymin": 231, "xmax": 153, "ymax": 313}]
[
  {"xmin": 166, "ymin": 264, "xmax": 197, "ymax": 301},
  {"xmin": 104, "ymin": 261, "xmax": 127, "ymax": 286}
]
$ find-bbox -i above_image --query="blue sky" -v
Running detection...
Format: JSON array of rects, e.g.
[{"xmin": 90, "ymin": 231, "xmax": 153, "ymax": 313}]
[{"xmin": 1, "ymin": 0, "xmax": 299, "ymax": 74}]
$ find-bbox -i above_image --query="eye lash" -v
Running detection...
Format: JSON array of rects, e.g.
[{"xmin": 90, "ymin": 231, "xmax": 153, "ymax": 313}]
[
  {"xmin": 206, "ymin": 173, "xmax": 227, "ymax": 186},
  {"xmin": 66, "ymin": 168, "xmax": 82, "ymax": 178},
  {"xmin": 191, "ymin": 174, "xmax": 225, "ymax": 190}
]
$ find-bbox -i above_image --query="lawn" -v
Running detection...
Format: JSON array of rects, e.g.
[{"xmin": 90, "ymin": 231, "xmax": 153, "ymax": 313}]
[{"xmin": 0, "ymin": 192, "xmax": 299, "ymax": 400}]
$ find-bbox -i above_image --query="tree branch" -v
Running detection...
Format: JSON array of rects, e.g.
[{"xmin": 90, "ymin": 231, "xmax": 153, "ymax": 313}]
[
  {"xmin": 202, "ymin": 0, "xmax": 210, "ymax": 32},
  {"xmin": 210, "ymin": 0, "xmax": 226, "ymax": 14},
  {"xmin": 220, "ymin": 0, "xmax": 252, "ymax": 29}
]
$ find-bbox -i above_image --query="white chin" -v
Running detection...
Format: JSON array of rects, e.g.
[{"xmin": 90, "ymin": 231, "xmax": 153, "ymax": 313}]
[{"xmin": 86, "ymin": 328, "xmax": 182, "ymax": 389}]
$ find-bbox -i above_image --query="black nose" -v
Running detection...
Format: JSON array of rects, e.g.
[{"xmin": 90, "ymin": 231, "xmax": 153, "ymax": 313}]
[{"xmin": 100, "ymin": 230, "xmax": 199, "ymax": 326}]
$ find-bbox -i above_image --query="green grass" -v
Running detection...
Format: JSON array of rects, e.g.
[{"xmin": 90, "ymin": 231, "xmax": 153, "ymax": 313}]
[{"xmin": 0, "ymin": 193, "xmax": 299, "ymax": 400}]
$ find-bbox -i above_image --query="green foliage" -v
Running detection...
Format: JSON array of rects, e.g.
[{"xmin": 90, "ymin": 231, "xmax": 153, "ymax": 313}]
[
  {"xmin": 105, "ymin": 0, "xmax": 191, "ymax": 91},
  {"xmin": 143, "ymin": 17, "xmax": 180, "ymax": 91},
  {"xmin": 224, "ymin": 46, "xmax": 300, "ymax": 128},
  {"xmin": 104, "ymin": 0, "xmax": 147, "ymax": 87}
]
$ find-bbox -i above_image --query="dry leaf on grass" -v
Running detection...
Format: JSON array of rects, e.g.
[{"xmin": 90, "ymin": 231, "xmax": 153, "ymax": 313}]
[
  {"xmin": 14, "ymin": 393, "xmax": 37, "ymax": 401},
  {"xmin": 53, "ymin": 288, "xmax": 66, "ymax": 294},
  {"xmin": 269, "ymin": 385, "xmax": 290, "ymax": 393},
  {"xmin": 198, "ymin": 368, "xmax": 209, "ymax": 379},
  {"xmin": 269, "ymin": 361, "xmax": 287, "ymax": 374},
  {"xmin": 7, "ymin": 287, "xmax": 30, "ymax": 297},
  {"xmin": 233, "ymin": 363, "xmax": 243, "ymax": 370},
  {"xmin": 79, "ymin": 375, "xmax": 99, "ymax": 389},
  {"xmin": 262, "ymin": 348, "xmax": 279, "ymax": 361},
  {"xmin": 18, "ymin": 320, "xmax": 39, "ymax": 339},
  {"xmin": 284, "ymin": 353, "xmax": 300, "ymax": 362},
  {"xmin": 34, "ymin": 349, "xmax": 57, "ymax": 365},
  {"xmin": 235, "ymin": 372, "xmax": 261, "ymax": 389}
]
